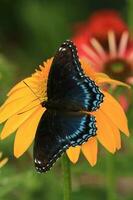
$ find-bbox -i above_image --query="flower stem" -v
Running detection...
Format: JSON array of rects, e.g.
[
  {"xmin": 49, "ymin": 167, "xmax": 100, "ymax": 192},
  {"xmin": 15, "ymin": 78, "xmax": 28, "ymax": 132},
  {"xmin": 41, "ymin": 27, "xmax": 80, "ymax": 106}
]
[
  {"xmin": 61, "ymin": 154, "xmax": 72, "ymax": 200},
  {"xmin": 106, "ymin": 153, "xmax": 117, "ymax": 200}
]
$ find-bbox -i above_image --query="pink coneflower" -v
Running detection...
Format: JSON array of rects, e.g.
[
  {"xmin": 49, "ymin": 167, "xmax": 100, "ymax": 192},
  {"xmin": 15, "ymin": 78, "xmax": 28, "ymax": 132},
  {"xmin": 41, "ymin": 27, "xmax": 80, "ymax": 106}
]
[
  {"xmin": 73, "ymin": 10, "xmax": 133, "ymax": 110},
  {"xmin": 81, "ymin": 30, "xmax": 133, "ymax": 83}
]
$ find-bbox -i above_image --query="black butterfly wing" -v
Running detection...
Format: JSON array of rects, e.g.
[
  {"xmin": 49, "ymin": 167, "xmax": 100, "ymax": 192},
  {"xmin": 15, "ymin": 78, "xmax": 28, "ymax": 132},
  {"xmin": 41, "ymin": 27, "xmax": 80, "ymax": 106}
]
[
  {"xmin": 33, "ymin": 110, "xmax": 96, "ymax": 173},
  {"xmin": 46, "ymin": 40, "xmax": 104, "ymax": 112}
]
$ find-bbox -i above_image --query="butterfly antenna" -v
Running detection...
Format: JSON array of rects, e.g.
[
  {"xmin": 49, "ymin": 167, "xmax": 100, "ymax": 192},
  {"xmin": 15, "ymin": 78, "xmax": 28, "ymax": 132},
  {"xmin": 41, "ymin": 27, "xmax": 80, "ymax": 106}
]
[
  {"xmin": 17, "ymin": 81, "xmax": 46, "ymax": 115},
  {"xmin": 17, "ymin": 102, "xmax": 42, "ymax": 115},
  {"xmin": 23, "ymin": 81, "xmax": 42, "ymax": 104}
]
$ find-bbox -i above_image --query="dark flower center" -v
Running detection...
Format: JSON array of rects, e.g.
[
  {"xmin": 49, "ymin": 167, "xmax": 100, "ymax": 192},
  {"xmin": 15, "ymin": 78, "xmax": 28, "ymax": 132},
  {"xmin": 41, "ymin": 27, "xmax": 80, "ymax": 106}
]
[{"xmin": 104, "ymin": 58, "xmax": 132, "ymax": 82}]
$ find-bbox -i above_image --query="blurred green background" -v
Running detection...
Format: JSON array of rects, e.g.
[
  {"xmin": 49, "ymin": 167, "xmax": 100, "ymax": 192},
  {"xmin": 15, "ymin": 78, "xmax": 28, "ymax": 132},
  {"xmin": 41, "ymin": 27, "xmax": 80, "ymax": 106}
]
[{"xmin": 0, "ymin": 0, "xmax": 133, "ymax": 200}]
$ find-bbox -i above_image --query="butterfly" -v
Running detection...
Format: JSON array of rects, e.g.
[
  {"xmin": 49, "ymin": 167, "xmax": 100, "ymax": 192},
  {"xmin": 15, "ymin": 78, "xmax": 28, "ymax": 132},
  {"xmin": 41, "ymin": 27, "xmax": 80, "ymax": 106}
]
[{"xmin": 33, "ymin": 40, "xmax": 104, "ymax": 173}]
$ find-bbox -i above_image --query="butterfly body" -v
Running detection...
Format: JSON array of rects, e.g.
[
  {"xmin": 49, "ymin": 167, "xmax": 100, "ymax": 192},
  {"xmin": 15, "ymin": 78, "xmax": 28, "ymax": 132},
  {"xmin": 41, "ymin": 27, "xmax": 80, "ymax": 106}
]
[{"xmin": 34, "ymin": 40, "xmax": 104, "ymax": 173}]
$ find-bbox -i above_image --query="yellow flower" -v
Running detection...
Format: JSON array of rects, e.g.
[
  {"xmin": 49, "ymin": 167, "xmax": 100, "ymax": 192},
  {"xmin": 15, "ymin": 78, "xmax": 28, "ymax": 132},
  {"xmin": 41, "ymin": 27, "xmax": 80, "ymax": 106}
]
[
  {"xmin": 0, "ymin": 151, "xmax": 8, "ymax": 168},
  {"xmin": 0, "ymin": 58, "xmax": 129, "ymax": 167}
]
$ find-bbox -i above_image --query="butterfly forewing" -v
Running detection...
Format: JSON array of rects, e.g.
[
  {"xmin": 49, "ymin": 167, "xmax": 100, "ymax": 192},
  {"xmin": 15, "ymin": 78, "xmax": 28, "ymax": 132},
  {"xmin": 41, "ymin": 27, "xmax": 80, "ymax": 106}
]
[{"xmin": 46, "ymin": 40, "xmax": 104, "ymax": 112}]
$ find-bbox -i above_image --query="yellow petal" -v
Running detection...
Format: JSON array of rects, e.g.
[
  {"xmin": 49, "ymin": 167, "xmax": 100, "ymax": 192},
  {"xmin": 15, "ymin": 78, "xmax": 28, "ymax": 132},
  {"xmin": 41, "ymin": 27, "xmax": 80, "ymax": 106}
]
[
  {"xmin": 82, "ymin": 137, "xmax": 98, "ymax": 166},
  {"xmin": 95, "ymin": 72, "xmax": 110, "ymax": 79},
  {"xmin": 0, "ymin": 157, "xmax": 8, "ymax": 168},
  {"xmin": 14, "ymin": 106, "xmax": 45, "ymax": 158},
  {"xmin": 66, "ymin": 146, "xmax": 80, "ymax": 163},
  {"xmin": 98, "ymin": 109, "xmax": 121, "ymax": 150},
  {"xmin": 81, "ymin": 59, "xmax": 96, "ymax": 79},
  {"xmin": 0, "ymin": 106, "xmax": 38, "ymax": 140},
  {"xmin": 0, "ymin": 96, "xmax": 38, "ymax": 123},
  {"xmin": 81, "ymin": 61, "xmax": 130, "ymax": 89},
  {"xmin": 111, "ymin": 123, "xmax": 121, "ymax": 150},
  {"xmin": 7, "ymin": 77, "xmax": 34, "ymax": 96},
  {"xmin": 96, "ymin": 77, "xmax": 130, "ymax": 88},
  {"xmin": 101, "ymin": 91, "xmax": 129, "ymax": 136},
  {"xmin": 93, "ymin": 110, "xmax": 116, "ymax": 153},
  {"xmin": 1, "ymin": 87, "xmax": 36, "ymax": 109},
  {"xmin": 17, "ymin": 99, "xmax": 42, "ymax": 113}
]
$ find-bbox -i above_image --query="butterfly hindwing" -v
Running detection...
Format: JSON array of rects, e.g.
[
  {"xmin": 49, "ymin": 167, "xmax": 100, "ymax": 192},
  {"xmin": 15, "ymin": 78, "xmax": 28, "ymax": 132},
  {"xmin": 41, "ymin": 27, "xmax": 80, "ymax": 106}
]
[
  {"xmin": 33, "ymin": 110, "xmax": 97, "ymax": 173},
  {"xmin": 46, "ymin": 40, "xmax": 104, "ymax": 112}
]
